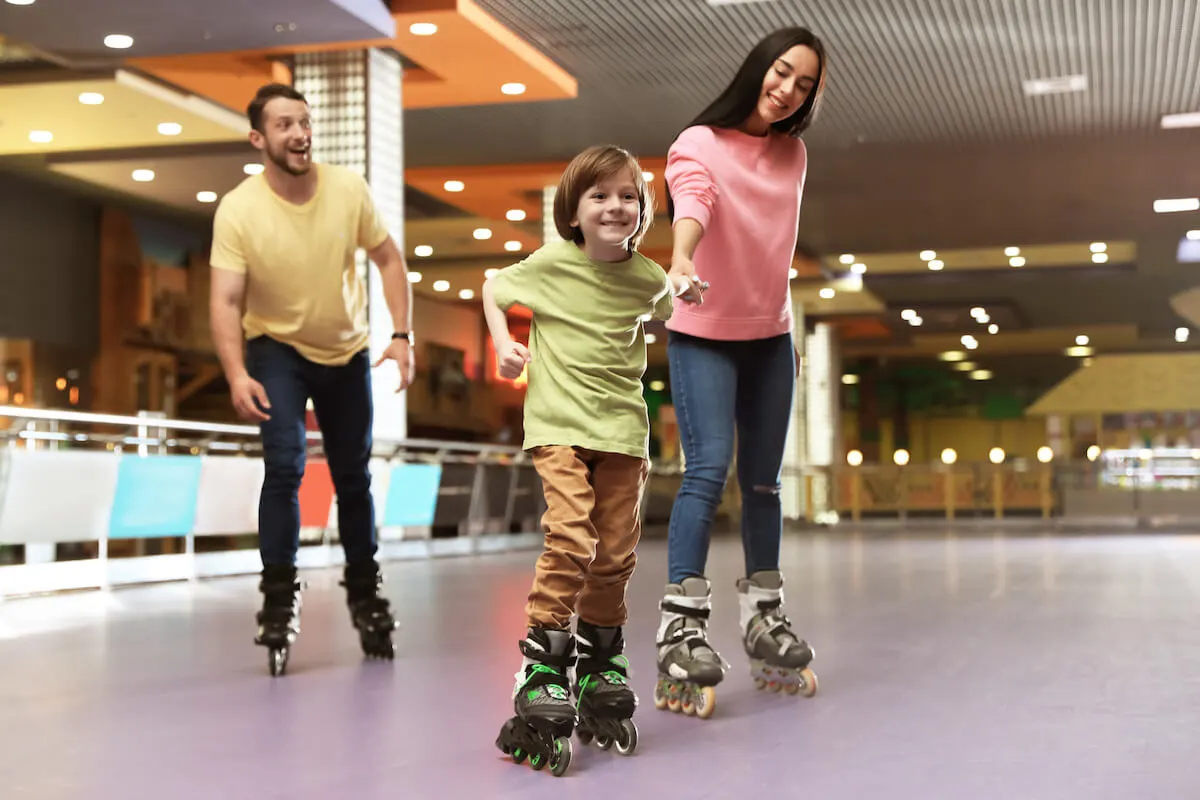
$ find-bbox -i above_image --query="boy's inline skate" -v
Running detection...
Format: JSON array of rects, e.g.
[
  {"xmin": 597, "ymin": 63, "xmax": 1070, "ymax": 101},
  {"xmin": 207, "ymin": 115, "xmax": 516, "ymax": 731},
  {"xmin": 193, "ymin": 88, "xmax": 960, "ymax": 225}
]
[
  {"xmin": 495, "ymin": 627, "xmax": 577, "ymax": 777},
  {"xmin": 738, "ymin": 570, "xmax": 817, "ymax": 697},
  {"xmin": 340, "ymin": 560, "xmax": 396, "ymax": 660},
  {"xmin": 573, "ymin": 621, "xmax": 638, "ymax": 755},
  {"xmin": 654, "ymin": 576, "xmax": 726, "ymax": 719},
  {"xmin": 254, "ymin": 564, "xmax": 303, "ymax": 677}
]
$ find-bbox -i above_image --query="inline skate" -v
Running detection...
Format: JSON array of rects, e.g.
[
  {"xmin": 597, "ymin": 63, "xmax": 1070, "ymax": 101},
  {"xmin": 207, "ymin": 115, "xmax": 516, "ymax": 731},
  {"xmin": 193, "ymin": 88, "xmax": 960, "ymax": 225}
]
[
  {"xmin": 340, "ymin": 560, "xmax": 396, "ymax": 660},
  {"xmin": 738, "ymin": 570, "xmax": 817, "ymax": 697},
  {"xmin": 573, "ymin": 621, "xmax": 638, "ymax": 755},
  {"xmin": 495, "ymin": 627, "xmax": 577, "ymax": 777},
  {"xmin": 654, "ymin": 576, "xmax": 726, "ymax": 719},
  {"xmin": 255, "ymin": 564, "xmax": 303, "ymax": 677}
]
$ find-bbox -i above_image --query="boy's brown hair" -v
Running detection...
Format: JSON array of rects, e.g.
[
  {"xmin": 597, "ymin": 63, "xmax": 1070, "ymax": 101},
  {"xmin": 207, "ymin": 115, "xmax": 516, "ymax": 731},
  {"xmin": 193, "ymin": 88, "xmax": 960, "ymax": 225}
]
[{"xmin": 553, "ymin": 145, "xmax": 655, "ymax": 251}]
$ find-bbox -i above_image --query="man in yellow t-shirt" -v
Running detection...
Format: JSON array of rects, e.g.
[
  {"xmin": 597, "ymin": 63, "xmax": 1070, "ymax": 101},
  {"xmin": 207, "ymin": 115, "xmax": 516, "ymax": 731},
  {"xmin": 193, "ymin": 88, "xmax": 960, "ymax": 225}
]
[{"xmin": 208, "ymin": 83, "xmax": 414, "ymax": 672}]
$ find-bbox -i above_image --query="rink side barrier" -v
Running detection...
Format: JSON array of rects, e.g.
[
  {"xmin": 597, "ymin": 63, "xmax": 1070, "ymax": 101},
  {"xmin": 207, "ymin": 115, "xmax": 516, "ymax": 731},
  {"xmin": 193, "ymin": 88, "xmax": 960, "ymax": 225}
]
[{"xmin": 0, "ymin": 407, "xmax": 548, "ymax": 600}]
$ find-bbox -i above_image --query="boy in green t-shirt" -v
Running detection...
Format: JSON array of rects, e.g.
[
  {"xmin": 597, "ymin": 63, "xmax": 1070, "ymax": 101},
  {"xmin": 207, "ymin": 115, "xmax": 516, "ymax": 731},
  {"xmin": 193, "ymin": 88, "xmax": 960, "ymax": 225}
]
[{"xmin": 485, "ymin": 145, "xmax": 702, "ymax": 775}]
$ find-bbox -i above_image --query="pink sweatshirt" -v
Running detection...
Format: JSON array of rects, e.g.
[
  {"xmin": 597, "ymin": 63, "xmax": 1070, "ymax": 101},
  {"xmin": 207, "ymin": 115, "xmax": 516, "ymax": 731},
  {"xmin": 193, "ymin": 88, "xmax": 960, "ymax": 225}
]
[{"xmin": 664, "ymin": 124, "xmax": 807, "ymax": 341}]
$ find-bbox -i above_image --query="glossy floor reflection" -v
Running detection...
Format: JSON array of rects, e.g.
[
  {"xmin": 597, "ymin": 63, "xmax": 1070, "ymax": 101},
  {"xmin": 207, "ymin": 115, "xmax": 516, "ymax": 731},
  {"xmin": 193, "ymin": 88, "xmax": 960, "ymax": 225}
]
[{"xmin": 3, "ymin": 527, "xmax": 1200, "ymax": 799}]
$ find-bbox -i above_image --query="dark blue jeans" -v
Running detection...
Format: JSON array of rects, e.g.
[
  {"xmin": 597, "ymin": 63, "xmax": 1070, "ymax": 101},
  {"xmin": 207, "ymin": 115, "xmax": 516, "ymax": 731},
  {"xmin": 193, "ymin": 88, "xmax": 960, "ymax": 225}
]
[
  {"xmin": 666, "ymin": 330, "xmax": 795, "ymax": 584},
  {"xmin": 246, "ymin": 336, "xmax": 377, "ymax": 568}
]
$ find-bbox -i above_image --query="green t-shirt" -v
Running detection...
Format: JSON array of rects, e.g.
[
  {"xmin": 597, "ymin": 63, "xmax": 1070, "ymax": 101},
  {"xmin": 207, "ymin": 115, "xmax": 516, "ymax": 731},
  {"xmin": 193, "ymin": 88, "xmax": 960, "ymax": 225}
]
[{"xmin": 490, "ymin": 240, "xmax": 674, "ymax": 459}]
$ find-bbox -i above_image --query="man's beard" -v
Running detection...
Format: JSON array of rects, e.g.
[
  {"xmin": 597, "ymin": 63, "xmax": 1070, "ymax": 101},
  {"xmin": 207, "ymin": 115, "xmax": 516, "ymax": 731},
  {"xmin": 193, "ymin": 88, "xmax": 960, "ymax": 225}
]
[{"xmin": 266, "ymin": 140, "xmax": 311, "ymax": 177}]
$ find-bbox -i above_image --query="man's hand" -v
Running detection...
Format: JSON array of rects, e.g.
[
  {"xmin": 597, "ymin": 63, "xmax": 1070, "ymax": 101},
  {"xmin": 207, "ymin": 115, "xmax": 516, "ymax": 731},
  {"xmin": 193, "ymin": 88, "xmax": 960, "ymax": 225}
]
[
  {"xmin": 497, "ymin": 340, "xmax": 531, "ymax": 380},
  {"xmin": 230, "ymin": 374, "xmax": 271, "ymax": 422},
  {"xmin": 374, "ymin": 339, "xmax": 415, "ymax": 392}
]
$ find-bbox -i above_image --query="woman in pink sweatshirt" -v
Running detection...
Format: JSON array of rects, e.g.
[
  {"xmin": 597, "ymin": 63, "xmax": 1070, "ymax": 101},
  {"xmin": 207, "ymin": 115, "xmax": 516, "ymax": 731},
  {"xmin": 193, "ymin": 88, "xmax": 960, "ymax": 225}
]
[{"xmin": 653, "ymin": 27, "xmax": 828, "ymax": 719}]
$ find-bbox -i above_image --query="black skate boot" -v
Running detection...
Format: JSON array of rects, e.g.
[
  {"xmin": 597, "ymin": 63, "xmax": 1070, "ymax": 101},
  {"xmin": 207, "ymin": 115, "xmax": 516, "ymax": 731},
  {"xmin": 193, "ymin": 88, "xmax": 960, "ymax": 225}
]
[
  {"xmin": 495, "ymin": 627, "xmax": 577, "ymax": 777},
  {"xmin": 654, "ymin": 576, "xmax": 726, "ymax": 719},
  {"xmin": 737, "ymin": 570, "xmax": 817, "ymax": 697},
  {"xmin": 573, "ymin": 621, "xmax": 638, "ymax": 755},
  {"xmin": 254, "ymin": 564, "xmax": 302, "ymax": 677},
  {"xmin": 340, "ymin": 560, "xmax": 396, "ymax": 660}
]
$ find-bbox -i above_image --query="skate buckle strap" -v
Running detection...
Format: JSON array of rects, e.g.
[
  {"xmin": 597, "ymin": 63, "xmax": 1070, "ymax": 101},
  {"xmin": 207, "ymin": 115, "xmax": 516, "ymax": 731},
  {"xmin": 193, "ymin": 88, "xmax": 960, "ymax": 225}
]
[
  {"xmin": 518, "ymin": 639, "xmax": 576, "ymax": 670},
  {"xmin": 660, "ymin": 601, "xmax": 711, "ymax": 619}
]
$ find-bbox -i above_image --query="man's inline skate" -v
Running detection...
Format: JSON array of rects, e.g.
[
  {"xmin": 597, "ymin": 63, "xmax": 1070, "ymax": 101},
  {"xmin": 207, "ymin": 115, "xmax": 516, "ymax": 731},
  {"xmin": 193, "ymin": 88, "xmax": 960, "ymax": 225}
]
[
  {"xmin": 495, "ymin": 627, "xmax": 577, "ymax": 777},
  {"xmin": 654, "ymin": 576, "xmax": 727, "ymax": 719},
  {"xmin": 255, "ymin": 564, "xmax": 303, "ymax": 677},
  {"xmin": 738, "ymin": 570, "xmax": 817, "ymax": 697},
  {"xmin": 340, "ymin": 560, "xmax": 396, "ymax": 660},
  {"xmin": 573, "ymin": 621, "xmax": 638, "ymax": 755}
]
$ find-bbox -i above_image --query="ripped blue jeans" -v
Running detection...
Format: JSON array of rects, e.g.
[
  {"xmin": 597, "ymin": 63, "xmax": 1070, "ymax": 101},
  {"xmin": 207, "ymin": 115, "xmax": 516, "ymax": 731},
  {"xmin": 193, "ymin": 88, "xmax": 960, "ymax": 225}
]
[{"xmin": 665, "ymin": 330, "xmax": 795, "ymax": 584}]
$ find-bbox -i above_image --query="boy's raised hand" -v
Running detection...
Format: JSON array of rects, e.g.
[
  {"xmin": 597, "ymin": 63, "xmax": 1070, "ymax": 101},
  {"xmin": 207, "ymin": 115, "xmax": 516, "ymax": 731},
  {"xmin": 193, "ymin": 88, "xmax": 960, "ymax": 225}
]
[{"xmin": 498, "ymin": 340, "xmax": 531, "ymax": 380}]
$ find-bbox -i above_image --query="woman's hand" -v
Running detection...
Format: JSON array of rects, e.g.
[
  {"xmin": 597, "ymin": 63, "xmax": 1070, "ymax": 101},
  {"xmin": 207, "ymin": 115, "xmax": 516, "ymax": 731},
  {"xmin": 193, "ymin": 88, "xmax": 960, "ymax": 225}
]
[{"xmin": 668, "ymin": 256, "xmax": 707, "ymax": 305}]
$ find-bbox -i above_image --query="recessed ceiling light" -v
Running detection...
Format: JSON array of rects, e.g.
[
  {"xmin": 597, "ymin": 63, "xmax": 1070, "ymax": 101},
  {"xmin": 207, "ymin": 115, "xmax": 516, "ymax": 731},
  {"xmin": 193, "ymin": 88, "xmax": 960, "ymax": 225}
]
[
  {"xmin": 444, "ymin": 180, "xmax": 464, "ymax": 192},
  {"xmin": 970, "ymin": 369, "xmax": 992, "ymax": 380},
  {"xmin": 473, "ymin": 228, "xmax": 492, "ymax": 240},
  {"xmin": 6, "ymin": 0, "xmax": 38, "ymax": 6},
  {"xmin": 131, "ymin": 169, "xmax": 155, "ymax": 182},
  {"xmin": 988, "ymin": 324, "xmax": 999, "ymax": 334},
  {"xmin": 954, "ymin": 362, "xmax": 975, "ymax": 371},
  {"xmin": 646, "ymin": 335, "xmax": 659, "ymax": 346},
  {"xmin": 485, "ymin": 268, "xmax": 499, "ymax": 279},
  {"xmin": 504, "ymin": 241, "xmax": 522, "ymax": 252},
  {"xmin": 1092, "ymin": 252, "xmax": 1109, "ymax": 263},
  {"xmin": 1004, "ymin": 246, "xmax": 1020, "ymax": 257},
  {"xmin": 414, "ymin": 245, "xmax": 433, "ymax": 257},
  {"xmin": 1066, "ymin": 345, "xmax": 1093, "ymax": 357},
  {"xmin": 1022, "ymin": 74, "xmax": 1087, "ymax": 96},
  {"xmin": 928, "ymin": 259, "xmax": 944, "ymax": 271},
  {"xmin": 501, "ymin": 82, "xmax": 527, "ymax": 96},
  {"xmin": 1162, "ymin": 111, "xmax": 1200, "ymax": 129},
  {"xmin": 409, "ymin": 22, "xmax": 438, "ymax": 35},
  {"xmin": 157, "ymin": 122, "xmax": 183, "ymax": 136},
  {"xmin": 851, "ymin": 262, "xmax": 866, "ymax": 275},
  {"xmin": 841, "ymin": 374, "xmax": 859, "ymax": 385},
  {"xmin": 506, "ymin": 209, "xmax": 526, "ymax": 222},
  {"xmin": 788, "ymin": 268, "xmax": 799, "ymax": 279},
  {"xmin": 78, "ymin": 92, "xmax": 104, "ymax": 105},
  {"xmin": 432, "ymin": 280, "xmax": 450, "ymax": 292},
  {"xmin": 819, "ymin": 287, "xmax": 835, "ymax": 299},
  {"xmin": 407, "ymin": 271, "xmax": 423, "ymax": 283},
  {"xmin": 1090, "ymin": 242, "xmax": 1107, "ymax": 253},
  {"xmin": 909, "ymin": 316, "xmax": 923, "ymax": 326},
  {"xmin": 642, "ymin": 171, "xmax": 655, "ymax": 181},
  {"xmin": 244, "ymin": 163, "xmax": 264, "ymax": 175},
  {"xmin": 839, "ymin": 254, "xmax": 855, "ymax": 264},
  {"xmin": 900, "ymin": 309, "xmax": 916, "ymax": 320},
  {"xmin": 920, "ymin": 250, "xmax": 936, "ymax": 261},
  {"xmin": 938, "ymin": 351, "xmax": 966, "ymax": 362},
  {"xmin": 1009, "ymin": 256, "xmax": 1026, "ymax": 267},
  {"xmin": 458, "ymin": 289, "xmax": 475, "ymax": 300},
  {"xmin": 977, "ymin": 313, "xmax": 991, "ymax": 323},
  {"xmin": 970, "ymin": 306, "xmax": 986, "ymax": 318},
  {"xmin": 104, "ymin": 34, "xmax": 134, "ymax": 49},
  {"xmin": 196, "ymin": 191, "xmax": 217, "ymax": 203},
  {"xmin": 1076, "ymin": 335, "xmax": 1090, "ymax": 346},
  {"xmin": 28, "ymin": 130, "xmax": 53, "ymax": 143},
  {"xmin": 1155, "ymin": 197, "xmax": 1200, "ymax": 213},
  {"xmin": 1176, "ymin": 327, "xmax": 1190, "ymax": 342}
]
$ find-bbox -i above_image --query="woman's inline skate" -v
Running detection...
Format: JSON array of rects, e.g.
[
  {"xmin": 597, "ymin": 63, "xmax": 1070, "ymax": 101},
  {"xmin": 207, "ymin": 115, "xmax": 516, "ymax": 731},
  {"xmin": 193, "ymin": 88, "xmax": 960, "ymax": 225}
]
[
  {"xmin": 572, "ymin": 621, "xmax": 638, "ymax": 755},
  {"xmin": 340, "ymin": 560, "xmax": 396, "ymax": 660},
  {"xmin": 495, "ymin": 627, "xmax": 577, "ymax": 777},
  {"xmin": 737, "ymin": 570, "xmax": 817, "ymax": 697},
  {"xmin": 653, "ymin": 576, "xmax": 727, "ymax": 719},
  {"xmin": 254, "ymin": 564, "xmax": 303, "ymax": 677}
]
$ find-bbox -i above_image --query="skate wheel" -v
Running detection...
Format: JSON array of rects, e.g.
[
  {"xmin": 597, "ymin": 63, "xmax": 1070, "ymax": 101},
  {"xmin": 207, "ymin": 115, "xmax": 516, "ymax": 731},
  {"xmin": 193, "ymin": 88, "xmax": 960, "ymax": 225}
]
[
  {"xmin": 666, "ymin": 696, "xmax": 681, "ymax": 713},
  {"xmin": 798, "ymin": 667, "xmax": 818, "ymax": 698},
  {"xmin": 785, "ymin": 682, "xmax": 800, "ymax": 695},
  {"xmin": 549, "ymin": 736, "xmax": 572, "ymax": 777},
  {"xmin": 694, "ymin": 686, "xmax": 717, "ymax": 720},
  {"xmin": 595, "ymin": 735, "xmax": 613, "ymax": 751},
  {"xmin": 653, "ymin": 680, "xmax": 669, "ymax": 710},
  {"xmin": 268, "ymin": 647, "xmax": 288, "ymax": 677},
  {"xmin": 511, "ymin": 747, "xmax": 526, "ymax": 764},
  {"xmin": 576, "ymin": 727, "xmax": 594, "ymax": 746},
  {"xmin": 754, "ymin": 677, "xmax": 766, "ymax": 691},
  {"xmin": 615, "ymin": 719, "xmax": 638, "ymax": 756}
]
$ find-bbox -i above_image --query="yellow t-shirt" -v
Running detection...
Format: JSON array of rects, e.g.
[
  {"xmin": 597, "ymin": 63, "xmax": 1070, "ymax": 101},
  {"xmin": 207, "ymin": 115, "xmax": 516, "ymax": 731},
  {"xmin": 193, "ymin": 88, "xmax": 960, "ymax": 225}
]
[
  {"xmin": 490, "ymin": 240, "xmax": 674, "ymax": 459},
  {"xmin": 209, "ymin": 163, "xmax": 389, "ymax": 366}
]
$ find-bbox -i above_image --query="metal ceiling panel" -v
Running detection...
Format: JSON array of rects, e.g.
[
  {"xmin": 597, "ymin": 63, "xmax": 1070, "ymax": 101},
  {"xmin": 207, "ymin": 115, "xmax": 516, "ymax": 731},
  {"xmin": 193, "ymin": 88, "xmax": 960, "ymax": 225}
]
[{"xmin": 404, "ymin": 0, "xmax": 1200, "ymax": 166}]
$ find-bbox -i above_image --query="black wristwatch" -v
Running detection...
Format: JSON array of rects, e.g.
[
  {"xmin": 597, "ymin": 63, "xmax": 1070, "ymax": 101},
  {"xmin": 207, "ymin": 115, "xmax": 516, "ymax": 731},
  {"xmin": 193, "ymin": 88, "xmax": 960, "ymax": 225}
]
[{"xmin": 392, "ymin": 331, "xmax": 413, "ymax": 343}]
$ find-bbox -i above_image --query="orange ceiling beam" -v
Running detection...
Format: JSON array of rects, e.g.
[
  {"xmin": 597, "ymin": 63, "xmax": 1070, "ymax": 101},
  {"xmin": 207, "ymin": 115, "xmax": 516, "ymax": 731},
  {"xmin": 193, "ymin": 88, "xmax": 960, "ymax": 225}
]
[{"xmin": 127, "ymin": 0, "xmax": 575, "ymax": 119}]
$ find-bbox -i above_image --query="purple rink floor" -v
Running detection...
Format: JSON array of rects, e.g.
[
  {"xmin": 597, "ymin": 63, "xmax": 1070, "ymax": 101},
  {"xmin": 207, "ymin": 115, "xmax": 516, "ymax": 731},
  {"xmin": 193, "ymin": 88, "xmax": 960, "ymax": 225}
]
[{"xmin": 3, "ymin": 527, "xmax": 1200, "ymax": 799}]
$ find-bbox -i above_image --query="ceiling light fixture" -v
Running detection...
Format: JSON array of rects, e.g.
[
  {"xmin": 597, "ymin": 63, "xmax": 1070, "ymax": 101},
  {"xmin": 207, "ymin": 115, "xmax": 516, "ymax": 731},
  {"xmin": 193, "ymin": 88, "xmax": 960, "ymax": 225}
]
[
  {"xmin": 505, "ymin": 241, "xmax": 522, "ymax": 252},
  {"xmin": 1092, "ymin": 252, "xmax": 1109, "ymax": 263},
  {"xmin": 788, "ymin": 268, "xmax": 799, "ymax": 279},
  {"xmin": 1004, "ymin": 246, "xmax": 1020, "ymax": 257},
  {"xmin": 444, "ymin": 180, "xmax": 465, "ymax": 192},
  {"xmin": 819, "ymin": 287, "xmax": 835, "ymax": 299},
  {"xmin": 433, "ymin": 280, "xmax": 450, "ymax": 292},
  {"xmin": 1076, "ymin": 335, "xmax": 1090, "ymax": 346},
  {"xmin": 954, "ymin": 362, "xmax": 975, "ymax": 372},
  {"xmin": 988, "ymin": 324, "xmax": 999, "ymax": 334},
  {"xmin": 1090, "ymin": 242, "xmax": 1107, "ymax": 253},
  {"xmin": 1162, "ymin": 111, "xmax": 1200, "ymax": 129},
  {"xmin": 414, "ymin": 245, "xmax": 433, "ymax": 257},
  {"xmin": 1010, "ymin": 256, "xmax": 1026, "ymax": 267},
  {"xmin": 642, "ymin": 171, "xmax": 655, "ymax": 182},
  {"xmin": 1066, "ymin": 345, "xmax": 1093, "ymax": 357},
  {"xmin": 938, "ymin": 351, "xmax": 966, "ymax": 362},
  {"xmin": 78, "ymin": 92, "xmax": 104, "ymax": 105},
  {"xmin": 971, "ymin": 370, "xmax": 992, "ymax": 381},
  {"xmin": 851, "ymin": 262, "xmax": 866, "ymax": 275},
  {"xmin": 900, "ymin": 309, "xmax": 916, "ymax": 320},
  {"xmin": 196, "ymin": 191, "xmax": 217, "ymax": 203},
  {"xmin": 920, "ymin": 250, "xmax": 936, "ymax": 261},
  {"xmin": 970, "ymin": 306, "xmax": 986, "ymax": 318},
  {"xmin": 157, "ymin": 122, "xmax": 183, "ymax": 136},
  {"xmin": 1155, "ymin": 197, "xmax": 1200, "ymax": 213},
  {"xmin": 409, "ymin": 22, "xmax": 438, "ymax": 35},
  {"xmin": 131, "ymin": 169, "xmax": 155, "ymax": 182},
  {"xmin": 909, "ymin": 316, "xmax": 923, "ymax": 326},
  {"xmin": 839, "ymin": 254, "xmax": 855, "ymax": 264},
  {"xmin": 1022, "ymin": 74, "xmax": 1087, "ymax": 96},
  {"xmin": 407, "ymin": 272, "xmax": 423, "ymax": 283},
  {"xmin": 244, "ymin": 163, "xmax": 264, "ymax": 175},
  {"xmin": 485, "ymin": 268, "xmax": 499, "ymax": 279},
  {"xmin": 458, "ymin": 289, "xmax": 475, "ymax": 300},
  {"xmin": 473, "ymin": 228, "xmax": 493, "ymax": 240},
  {"xmin": 104, "ymin": 34, "xmax": 134, "ymax": 49},
  {"xmin": 28, "ymin": 130, "xmax": 53, "ymax": 143},
  {"xmin": 6, "ymin": 0, "xmax": 38, "ymax": 6},
  {"xmin": 501, "ymin": 82, "xmax": 527, "ymax": 96},
  {"xmin": 506, "ymin": 209, "xmax": 526, "ymax": 222},
  {"xmin": 928, "ymin": 259, "xmax": 944, "ymax": 271},
  {"xmin": 1177, "ymin": 327, "xmax": 1190, "ymax": 343}
]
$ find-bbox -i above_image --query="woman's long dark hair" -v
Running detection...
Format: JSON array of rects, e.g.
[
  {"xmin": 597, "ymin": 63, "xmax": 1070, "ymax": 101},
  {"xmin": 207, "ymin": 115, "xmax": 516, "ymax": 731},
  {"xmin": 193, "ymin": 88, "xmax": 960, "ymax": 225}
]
[{"xmin": 666, "ymin": 27, "xmax": 827, "ymax": 220}]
